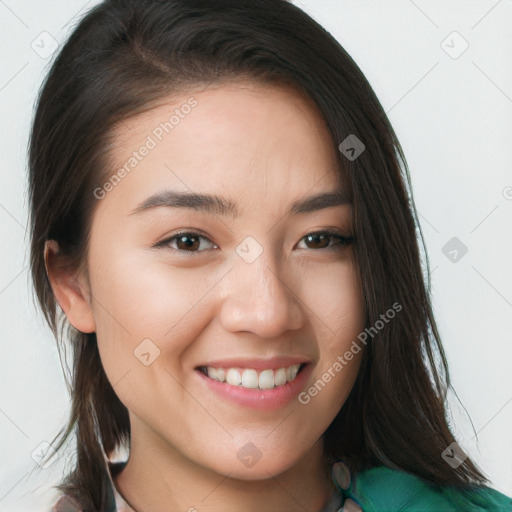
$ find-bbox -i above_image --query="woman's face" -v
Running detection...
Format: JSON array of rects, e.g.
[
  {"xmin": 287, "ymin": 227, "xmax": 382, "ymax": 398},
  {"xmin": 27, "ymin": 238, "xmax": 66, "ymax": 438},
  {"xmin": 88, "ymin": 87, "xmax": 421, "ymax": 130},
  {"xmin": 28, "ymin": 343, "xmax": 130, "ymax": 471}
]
[{"xmin": 69, "ymin": 81, "xmax": 366, "ymax": 478}]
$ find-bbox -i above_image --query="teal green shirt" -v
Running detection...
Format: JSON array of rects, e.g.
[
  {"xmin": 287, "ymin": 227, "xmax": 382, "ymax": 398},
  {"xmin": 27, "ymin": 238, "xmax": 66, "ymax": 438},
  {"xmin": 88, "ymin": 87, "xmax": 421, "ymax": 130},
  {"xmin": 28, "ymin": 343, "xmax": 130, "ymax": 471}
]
[{"xmin": 333, "ymin": 465, "xmax": 512, "ymax": 511}]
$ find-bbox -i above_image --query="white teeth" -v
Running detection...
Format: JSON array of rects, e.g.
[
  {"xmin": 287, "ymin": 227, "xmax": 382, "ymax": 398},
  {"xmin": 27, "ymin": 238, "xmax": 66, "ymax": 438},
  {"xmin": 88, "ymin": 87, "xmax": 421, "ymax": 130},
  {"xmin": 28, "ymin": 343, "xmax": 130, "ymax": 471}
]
[
  {"xmin": 204, "ymin": 364, "xmax": 302, "ymax": 390},
  {"xmin": 207, "ymin": 367, "xmax": 218, "ymax": 380},
  {"xmin": 226, "ymin": 368, "xmax": 241, "ymax": 386},
  {"xmin": 258, "ymin": 369, "xmax": 275, "ymax": 389},
  {"xmin": 274, "ymin": 367, "xmax": 287, "ymax": 386},
  {"xmin": 241, "ymin": 369, "xmax": 259, "ymax": 388},
  {"xmin": 286, "ymin": 364, "xmax": 300, "ymax": 381}
]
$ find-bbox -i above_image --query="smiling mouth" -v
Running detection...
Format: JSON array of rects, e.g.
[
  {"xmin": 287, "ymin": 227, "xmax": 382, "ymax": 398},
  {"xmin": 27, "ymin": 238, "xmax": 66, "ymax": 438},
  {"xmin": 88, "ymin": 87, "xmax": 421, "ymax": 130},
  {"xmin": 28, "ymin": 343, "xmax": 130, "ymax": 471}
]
[{"xmin": 197, "ymin": 363, "xmax": 307, "ymax": 390}]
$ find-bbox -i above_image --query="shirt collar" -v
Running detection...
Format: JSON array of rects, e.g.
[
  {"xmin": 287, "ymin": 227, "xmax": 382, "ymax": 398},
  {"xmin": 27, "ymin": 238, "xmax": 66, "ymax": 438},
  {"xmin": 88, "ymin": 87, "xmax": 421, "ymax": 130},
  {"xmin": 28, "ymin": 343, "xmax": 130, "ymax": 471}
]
[{"xmin": 103, "ymin": 458, "xmax": 352, "ymax": 512}]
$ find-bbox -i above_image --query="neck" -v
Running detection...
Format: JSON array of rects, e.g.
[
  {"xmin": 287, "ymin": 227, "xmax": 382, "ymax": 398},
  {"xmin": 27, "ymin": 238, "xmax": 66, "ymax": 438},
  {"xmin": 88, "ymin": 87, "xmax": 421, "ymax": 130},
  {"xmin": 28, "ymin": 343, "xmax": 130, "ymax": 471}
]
[{"xmin": 114, "ymin": 429, "xmax": 335, "ymax": 512}]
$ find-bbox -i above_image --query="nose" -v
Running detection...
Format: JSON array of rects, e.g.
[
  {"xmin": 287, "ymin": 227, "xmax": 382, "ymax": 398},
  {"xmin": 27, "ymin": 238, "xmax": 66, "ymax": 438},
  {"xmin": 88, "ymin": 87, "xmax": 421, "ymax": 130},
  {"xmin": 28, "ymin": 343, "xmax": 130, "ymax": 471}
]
[{"xmin": 219, "ymin": 248, "xmax": 304, "ymax": 338}]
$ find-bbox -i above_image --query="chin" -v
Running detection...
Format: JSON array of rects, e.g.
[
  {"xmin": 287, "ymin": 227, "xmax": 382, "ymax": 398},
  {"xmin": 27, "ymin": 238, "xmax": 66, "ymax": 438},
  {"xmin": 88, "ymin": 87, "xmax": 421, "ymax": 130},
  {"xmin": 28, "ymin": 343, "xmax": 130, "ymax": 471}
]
[{"xmin": 202, "ymin": 447, "xmax": 304, "ymax": 481}]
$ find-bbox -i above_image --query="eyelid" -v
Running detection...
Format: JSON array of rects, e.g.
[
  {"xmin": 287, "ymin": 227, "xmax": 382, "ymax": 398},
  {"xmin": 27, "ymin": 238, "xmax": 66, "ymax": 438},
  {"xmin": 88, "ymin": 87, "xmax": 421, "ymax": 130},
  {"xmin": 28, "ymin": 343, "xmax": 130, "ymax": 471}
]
[{"xmin": 153, "ymin": 229, "xmax": 354, "ymax": 254}]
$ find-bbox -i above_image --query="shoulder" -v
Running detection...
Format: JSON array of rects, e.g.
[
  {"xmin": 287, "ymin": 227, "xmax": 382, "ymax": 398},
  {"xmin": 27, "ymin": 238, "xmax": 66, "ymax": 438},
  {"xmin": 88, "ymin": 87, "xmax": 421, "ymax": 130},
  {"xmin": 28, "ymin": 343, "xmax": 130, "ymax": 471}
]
[
  {"xmin": 51, "ymin": 494, "xmax": 82, "ymax": 512},
  {"xmin": 50, "ymin": 461, "xmax": 128, "ymax": 512},
  {"xmin": 337, "ymin": 464, "xmax": 512, "ymax": 511}
]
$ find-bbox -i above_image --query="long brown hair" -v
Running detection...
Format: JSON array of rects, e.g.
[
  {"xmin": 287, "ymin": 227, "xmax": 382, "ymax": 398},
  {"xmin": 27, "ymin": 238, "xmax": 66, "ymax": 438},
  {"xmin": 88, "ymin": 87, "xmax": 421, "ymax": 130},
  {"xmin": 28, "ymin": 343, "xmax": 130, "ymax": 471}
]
[{"xmin": 28, "ymin": 0, "xmax": 488, "ymax": 509}]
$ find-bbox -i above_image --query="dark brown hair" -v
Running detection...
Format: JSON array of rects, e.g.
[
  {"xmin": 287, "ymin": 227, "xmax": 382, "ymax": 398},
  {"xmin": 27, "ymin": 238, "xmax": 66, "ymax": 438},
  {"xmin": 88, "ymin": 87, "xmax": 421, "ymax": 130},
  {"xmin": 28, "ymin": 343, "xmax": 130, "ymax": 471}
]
[{"xmin": 28, "ymin": 0, "xmax": 488, "ymax": 509}]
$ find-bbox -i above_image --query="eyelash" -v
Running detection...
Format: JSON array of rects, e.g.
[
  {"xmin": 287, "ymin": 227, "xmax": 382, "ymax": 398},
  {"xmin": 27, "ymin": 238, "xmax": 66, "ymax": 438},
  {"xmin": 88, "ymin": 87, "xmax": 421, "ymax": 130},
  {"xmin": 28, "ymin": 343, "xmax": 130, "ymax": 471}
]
[{"xmin": 153, "ymin": 230, "xmax": 354, "ymax": 255}]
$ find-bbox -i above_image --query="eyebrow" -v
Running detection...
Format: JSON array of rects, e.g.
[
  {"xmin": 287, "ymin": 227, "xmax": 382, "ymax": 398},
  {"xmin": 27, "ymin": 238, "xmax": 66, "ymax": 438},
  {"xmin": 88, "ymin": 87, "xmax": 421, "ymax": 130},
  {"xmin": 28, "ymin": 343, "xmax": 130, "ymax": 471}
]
[{"xmin": 129, "ymin": 189, "xmax": 351, "ymax": 217}]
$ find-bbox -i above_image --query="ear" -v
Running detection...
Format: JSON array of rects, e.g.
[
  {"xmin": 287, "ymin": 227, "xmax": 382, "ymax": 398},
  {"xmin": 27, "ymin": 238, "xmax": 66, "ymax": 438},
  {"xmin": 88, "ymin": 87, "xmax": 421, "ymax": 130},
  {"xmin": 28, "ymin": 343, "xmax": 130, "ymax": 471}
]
[{"xmin": 44, "ymin": 240, "xmax": 96, "ymax": 334}]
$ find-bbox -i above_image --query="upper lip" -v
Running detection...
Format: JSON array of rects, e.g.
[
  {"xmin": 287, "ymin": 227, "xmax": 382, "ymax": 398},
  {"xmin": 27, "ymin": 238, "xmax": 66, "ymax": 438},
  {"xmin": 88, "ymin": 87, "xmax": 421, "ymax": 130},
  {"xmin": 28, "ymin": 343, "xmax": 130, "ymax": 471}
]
[{"xmin": 195, "ymin": 356, "xmax": 311, "ymax": 371}]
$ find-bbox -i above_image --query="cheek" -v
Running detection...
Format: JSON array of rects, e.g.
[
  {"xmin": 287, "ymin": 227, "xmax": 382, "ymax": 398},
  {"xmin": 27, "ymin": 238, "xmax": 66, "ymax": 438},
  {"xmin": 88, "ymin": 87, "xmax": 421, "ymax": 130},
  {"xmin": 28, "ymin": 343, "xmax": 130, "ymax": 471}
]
[
  {"xmin": 87, "ymin": 247, "xmax": 224, "ymax": 386},
  {"xmin": 87, "ymin": 250, "xmax": 220, "ymax": 414},
  {"xmin": 90, "ymin": 249, "xmax": 216, "ymax": 334},
  {"xmin": 297, "ymin": 260, "xmax": 365, "ymax": 413},
  {"xmin": 298, "ymin": 256, "xmax": 365, "ymax": 335}
]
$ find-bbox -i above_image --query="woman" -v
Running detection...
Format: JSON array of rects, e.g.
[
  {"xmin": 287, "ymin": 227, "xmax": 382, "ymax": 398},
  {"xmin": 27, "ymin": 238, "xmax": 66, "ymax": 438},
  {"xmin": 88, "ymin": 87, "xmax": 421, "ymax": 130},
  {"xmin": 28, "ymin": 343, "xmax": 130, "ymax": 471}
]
[{"xmin": 28, "ymin": 0, "xmax": 511, "ymax": 510}]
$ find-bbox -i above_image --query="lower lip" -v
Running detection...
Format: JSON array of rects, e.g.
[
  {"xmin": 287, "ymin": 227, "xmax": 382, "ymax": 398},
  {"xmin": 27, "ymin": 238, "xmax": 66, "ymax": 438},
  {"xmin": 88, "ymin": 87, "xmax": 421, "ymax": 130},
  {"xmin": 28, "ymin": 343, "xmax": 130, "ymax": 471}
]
[{"xmin": 195, "ymin": 364, "xmax": 312, "ymax": 411}]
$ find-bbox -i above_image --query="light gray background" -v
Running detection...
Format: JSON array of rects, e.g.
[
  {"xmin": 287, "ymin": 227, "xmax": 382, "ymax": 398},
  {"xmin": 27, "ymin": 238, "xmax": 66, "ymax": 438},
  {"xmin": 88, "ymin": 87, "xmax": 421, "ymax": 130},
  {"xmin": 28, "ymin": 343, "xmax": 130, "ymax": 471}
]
[{"xmin": 1, "ymin": 1, "xmax": 511, "ymax": 510}]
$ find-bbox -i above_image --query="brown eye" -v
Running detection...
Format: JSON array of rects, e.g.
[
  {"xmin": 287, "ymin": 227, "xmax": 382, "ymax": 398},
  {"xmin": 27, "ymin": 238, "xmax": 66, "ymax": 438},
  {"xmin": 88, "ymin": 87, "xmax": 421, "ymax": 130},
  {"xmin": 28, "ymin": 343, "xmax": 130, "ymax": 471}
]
[
  {"xmin": 155, "ymin": 232, "xmax": 217, "ymax": 254},
  {"xmin": 303, "ymin": 233, "xmax": 330, "ymax": 249},
  {"xmin": 297, "ymin": 231, "xmax": 353, "ymax": 251},
  {"xmin": 175, "ymin": 234, "xmax": 200, "ymax": 251}
]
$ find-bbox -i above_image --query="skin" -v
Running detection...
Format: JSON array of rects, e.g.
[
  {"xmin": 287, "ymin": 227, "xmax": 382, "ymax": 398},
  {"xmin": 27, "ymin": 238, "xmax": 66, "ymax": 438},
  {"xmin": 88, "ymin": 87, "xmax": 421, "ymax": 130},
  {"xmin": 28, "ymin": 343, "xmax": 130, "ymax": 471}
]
[{"xmin": 45, "ymin": 81, "xmax": 366, "ymax": 512}]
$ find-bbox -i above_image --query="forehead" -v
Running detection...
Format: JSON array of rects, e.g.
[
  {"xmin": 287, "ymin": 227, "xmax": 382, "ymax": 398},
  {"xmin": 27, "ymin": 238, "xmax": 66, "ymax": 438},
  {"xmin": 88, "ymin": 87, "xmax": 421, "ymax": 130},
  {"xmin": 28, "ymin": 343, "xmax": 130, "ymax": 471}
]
[
  {"xmin": 110, "ymin": 80, "xmax": 336, "ymax": 156},
  {"xmin": 98, "ymin": 80, "xmax": 345, "ymax": 216}
]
